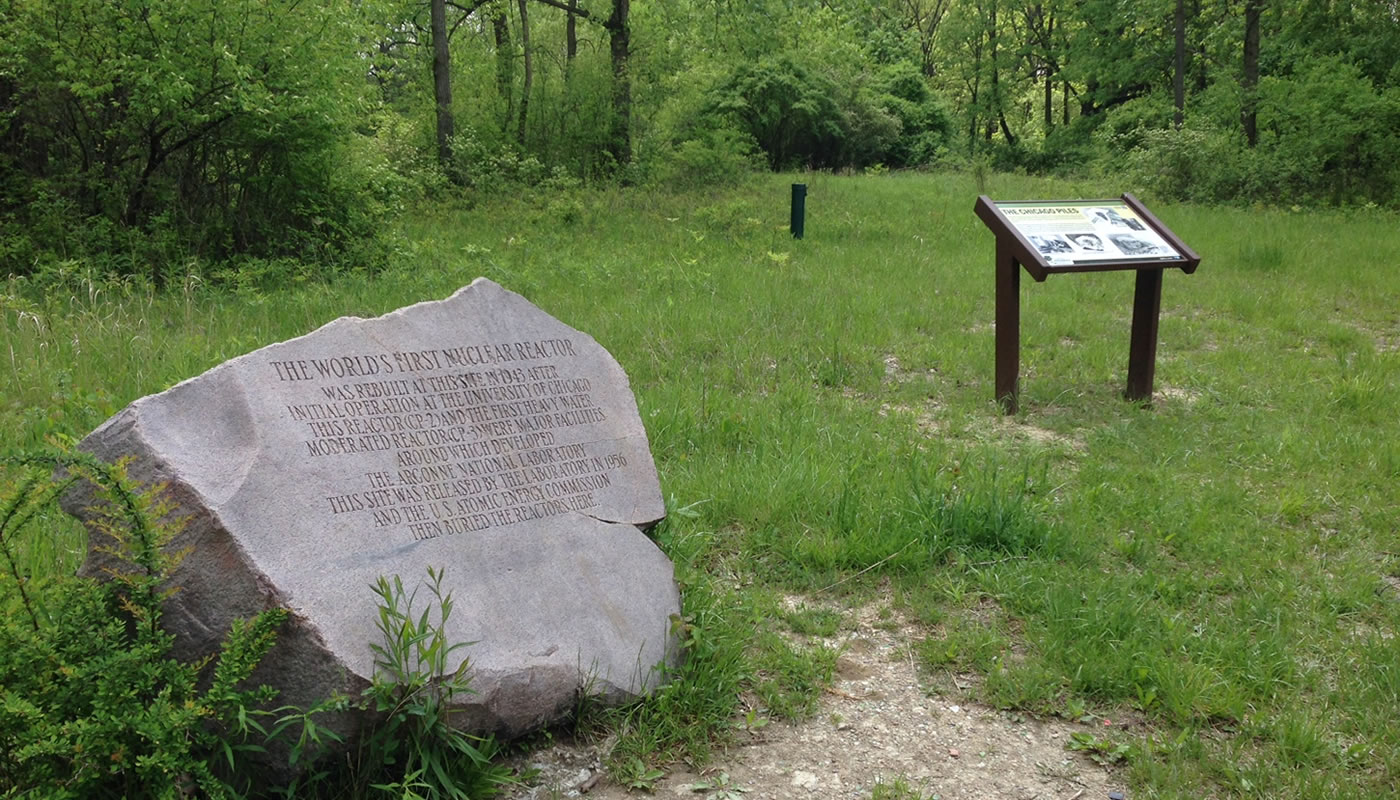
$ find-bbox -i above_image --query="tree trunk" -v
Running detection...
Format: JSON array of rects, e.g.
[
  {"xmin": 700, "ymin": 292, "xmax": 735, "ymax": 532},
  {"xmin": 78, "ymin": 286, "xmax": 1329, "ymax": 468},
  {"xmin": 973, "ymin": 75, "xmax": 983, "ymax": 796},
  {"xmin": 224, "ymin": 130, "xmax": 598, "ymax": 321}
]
[
  {"xmin": 494, "ymin": 11, "xmax": 514, "ymax": 134},
  {"xmin": 988, "ymin": 0, "xmax": 1001, "ymax": 141},
  {"xmin": 430, "ymin": 0, "xmax": 457, "ymax": 180},
  {"xmin": 1043, "ymin": 12, "xmax": 1053, "ymax": 134},
  {"xmin": 968, "ymin": 47, "xmax": 981, "ymax": 152},
  {"xmin": 1081, "ymin": 78, "xmax": 1098, "ymax": 117},
  {"xmin": 968, "ymin": 87, "xmax": 979, "ymax": 153},
  {"xmin": 1044, "ymin": 71, "xmax": 1053, "ymax": 133},
  {"xmin": 517, "ymin": 0, "xmax": 532, "ymax": 146},
  {"xmin": 998, "ymin": 112, "xmax": 1016, "ymax": 145},
  {"xmin": 606, "ymin": 0, "xmax": 631, "ymax": 169},
  {"xmin": 566, "ymin": 0, "xmax": 578, "ymax": 65},
  {"xmin": 1174, "ymin": 0, "xmax": 1186, "ymax": 128},
  {"xmin": 1242, "ymin": 0, "xmax": 1262, "ymax": 147}
]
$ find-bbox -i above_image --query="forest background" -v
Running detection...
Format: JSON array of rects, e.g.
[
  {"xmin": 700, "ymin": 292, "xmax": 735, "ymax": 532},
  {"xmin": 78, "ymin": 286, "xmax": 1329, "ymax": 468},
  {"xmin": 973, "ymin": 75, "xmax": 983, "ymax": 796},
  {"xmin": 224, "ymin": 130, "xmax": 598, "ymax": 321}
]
[{"xmin": 3, "ymin": 0, "xmax": 1399, "ymax": 286}]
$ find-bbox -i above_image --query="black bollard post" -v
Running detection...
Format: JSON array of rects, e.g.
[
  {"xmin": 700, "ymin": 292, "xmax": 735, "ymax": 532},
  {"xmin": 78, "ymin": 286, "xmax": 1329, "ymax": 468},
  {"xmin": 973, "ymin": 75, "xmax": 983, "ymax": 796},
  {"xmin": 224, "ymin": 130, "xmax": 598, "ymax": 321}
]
[{"xmin": 790, "ymin": 183, "xmax": 807, "ymax": 239}]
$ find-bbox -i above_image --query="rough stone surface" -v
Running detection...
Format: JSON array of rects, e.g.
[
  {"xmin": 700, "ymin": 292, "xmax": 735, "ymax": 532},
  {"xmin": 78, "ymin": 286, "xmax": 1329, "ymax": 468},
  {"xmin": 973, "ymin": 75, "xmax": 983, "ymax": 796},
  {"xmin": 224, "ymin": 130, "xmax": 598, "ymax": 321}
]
[{"xmin": 64, "ymin": 278, "xmax": 678, "ymax": 743}]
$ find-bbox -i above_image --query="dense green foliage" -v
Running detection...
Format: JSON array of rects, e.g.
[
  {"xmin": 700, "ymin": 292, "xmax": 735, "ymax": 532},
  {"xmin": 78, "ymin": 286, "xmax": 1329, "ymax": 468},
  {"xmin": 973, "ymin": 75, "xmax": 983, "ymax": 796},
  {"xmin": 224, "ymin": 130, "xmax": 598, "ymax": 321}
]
[
  {"xmin": 5, "ymin": 0, "xmax": 1400, "ymax": 285},
  {"xmin": 0, "ymin": 453, "xmax": 286, "ymax": 798},
  {"xmin": 0, "ymin": 0, "xmax": 399, "ymax": 284}
]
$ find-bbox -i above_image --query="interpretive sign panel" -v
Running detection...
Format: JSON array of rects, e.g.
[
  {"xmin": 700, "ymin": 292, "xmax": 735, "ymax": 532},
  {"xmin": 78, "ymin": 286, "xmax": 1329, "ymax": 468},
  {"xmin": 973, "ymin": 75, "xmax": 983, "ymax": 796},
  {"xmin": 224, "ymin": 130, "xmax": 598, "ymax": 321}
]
[
  {"xmin": 974, "ymin": 194, "xmax": 1199, "ymax": 280},
  {"xmin": 997, "ymin": 200, "xmax": 1183, "ymax": 265},
  {"xmin": 973, "ymin": 194, "xmax": 1200, "ymax": 413},
  {"xmin": 64, "ymin": 278, "xmax": 680, "ymax": 758}
]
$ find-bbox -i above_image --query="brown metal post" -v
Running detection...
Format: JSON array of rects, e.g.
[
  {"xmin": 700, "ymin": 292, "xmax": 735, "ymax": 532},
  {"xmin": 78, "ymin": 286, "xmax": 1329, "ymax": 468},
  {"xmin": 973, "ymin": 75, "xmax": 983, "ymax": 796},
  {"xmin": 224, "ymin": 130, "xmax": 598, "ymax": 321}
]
[
  {"xmin": 1125, "ymin": 268, "xmax": 1164, "ymax": 402},
  {"xmin": 995, "ymin": 238, "xmax": 1020, "ymax": 414}
]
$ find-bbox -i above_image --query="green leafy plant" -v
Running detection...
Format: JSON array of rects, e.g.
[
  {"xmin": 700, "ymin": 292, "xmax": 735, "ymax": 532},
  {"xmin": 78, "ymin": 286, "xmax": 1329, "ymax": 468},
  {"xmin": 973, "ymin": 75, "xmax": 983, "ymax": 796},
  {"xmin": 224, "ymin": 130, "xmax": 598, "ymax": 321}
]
[
  {"xmin": 735, "ymin": 707, "xmax": 770, "ymax": 733},
  {"xmin": 0, "ymin": 450, "xmax": 287, "ymax": 798},
  {"xmin": 350, "ymin": 566, "xmax": 513, "ymax": 800},
  {"xmin": 617, "ymin": 756, "xmax": 666, "ymax": 792},
  {"xmin": 1067, "ymin": 731, "xmax": 1136, "ymax": 766},
  {"xmin": 0, "ymin": 0, "xmax": 393, "ymax": 284},
  {"xmin": 868, "ymin": 776, "xmax": 935, "ymax": 800},
  {"xmin": 688, "ymin": 771, "xmax": 748, "ymax": 799}
]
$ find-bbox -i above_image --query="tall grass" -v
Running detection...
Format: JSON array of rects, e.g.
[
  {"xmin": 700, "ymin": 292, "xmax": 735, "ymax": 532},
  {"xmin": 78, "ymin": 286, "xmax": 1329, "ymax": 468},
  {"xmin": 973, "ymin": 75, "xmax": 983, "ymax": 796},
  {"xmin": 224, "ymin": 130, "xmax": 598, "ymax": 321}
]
[{"xmin": 4, "ymin": 172, "xmax": 1399, "ymax": 798}]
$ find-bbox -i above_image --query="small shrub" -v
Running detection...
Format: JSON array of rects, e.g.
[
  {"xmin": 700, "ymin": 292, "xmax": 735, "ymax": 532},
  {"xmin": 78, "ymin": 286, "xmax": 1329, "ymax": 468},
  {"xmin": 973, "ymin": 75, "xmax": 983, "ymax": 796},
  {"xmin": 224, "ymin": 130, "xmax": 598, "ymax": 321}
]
[
  {"xmin": 1, "ymin": 452, "xmax": 517, "ymax": 799},
  {"xmin": 1112, "ymin": 121, "xmax": 1255, "ymax": 205},
  {"xmin": 652, "ymin": 126, "xmax": 763, "ymax": 190},
  {"xmin": 874, "ymin": 62, "xmax": 954, "ymax": 168},
  {"xmin": 708, "ymin": 54, "xmax": 848, "ymax": 170},
  {"xmin": 450, "ymin": 127, "xmax": 551, "ymax": 194},
  {"xmin": 346, "ymin": 567, "xmax": 513, "ymax": 800},
  {"xmin": 0, "ymin": 451, "xmax": 287, "ymax": 798}
]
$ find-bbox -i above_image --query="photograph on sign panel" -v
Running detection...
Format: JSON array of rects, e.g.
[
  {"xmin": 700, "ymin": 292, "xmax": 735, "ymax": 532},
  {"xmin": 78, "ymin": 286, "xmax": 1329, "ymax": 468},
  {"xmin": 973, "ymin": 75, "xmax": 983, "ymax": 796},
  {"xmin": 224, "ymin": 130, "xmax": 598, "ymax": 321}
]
[
  {"xmin": 1107, "ymin": 233, "xmax": 1171, "ymax": 257},
  {"xmin": 1029, "ymin": 234, "xmax": 1074, "ymax": 256},
  {"xmin": 1083, "ymin": 207, "xmax": 1146, "ymax": 231},
  {"xmin": 1079, "ymin": 205, "xmax": 1180, "ymax": 261},
  {"xmin": 1066, "ymin": 233, "xmax": 1104, "ymax": 252}
]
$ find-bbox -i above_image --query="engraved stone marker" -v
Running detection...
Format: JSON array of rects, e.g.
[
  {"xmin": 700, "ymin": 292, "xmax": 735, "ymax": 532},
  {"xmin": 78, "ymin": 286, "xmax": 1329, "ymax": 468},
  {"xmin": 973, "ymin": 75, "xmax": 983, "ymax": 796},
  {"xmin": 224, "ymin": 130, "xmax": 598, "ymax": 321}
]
[{"xmin": 64, "ymin": 278, "xmax": 678, "ymax": 743}]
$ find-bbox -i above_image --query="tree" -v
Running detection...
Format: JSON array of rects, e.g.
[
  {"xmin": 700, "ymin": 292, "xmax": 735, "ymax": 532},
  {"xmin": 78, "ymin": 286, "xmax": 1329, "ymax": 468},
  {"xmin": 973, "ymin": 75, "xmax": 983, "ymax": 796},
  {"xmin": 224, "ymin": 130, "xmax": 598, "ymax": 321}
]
[
  {"xmin": 528, "ymin": 0, "xmax": 632, "ymax": 167},
  {"xmin": 566, "ymin": 0, "xmax": 578, "ymax": 68},
  {"xmin": 1020, "ymin": 2, "xmax": 1059, "ymax": 134},
  {"xmin": 0, "ymin": 0, "xmax": 379, "ymax": 277},
  {"xmin": 893, "ymin": 0, "xmax": 952, "ymax": 78},
  {"xmin": 607, "ymin": 0, "xmax": 632, "ymax": 166},
  {"xmin": 1061, "ymin": 0, "xmax": 1172, "ymax": 117},
  {"xmin": 1241, "ymin": 0, "xmax": 1262, "ymax": 146},
  {"xmin": 517, "ymin": 0, "xmax": 534, "ymax": 145},
  {"xmin": 431, "ymin": 0, "xmax": 458, "ymax": 178},
  {"xmin": 1173, "ymin": 0, "xmax": 1186, "ymax": 128},
  {"xmin": 495, "ymin": 8, "xmax": 516, "ymax": 133}
]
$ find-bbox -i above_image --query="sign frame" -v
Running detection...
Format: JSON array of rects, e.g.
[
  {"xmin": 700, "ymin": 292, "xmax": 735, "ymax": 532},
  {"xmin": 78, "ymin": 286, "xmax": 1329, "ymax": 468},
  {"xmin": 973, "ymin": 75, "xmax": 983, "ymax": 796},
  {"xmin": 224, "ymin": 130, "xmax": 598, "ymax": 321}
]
[{"xmin": 973, "ymin": 193, "xmax": 1200, "ymax": 414}]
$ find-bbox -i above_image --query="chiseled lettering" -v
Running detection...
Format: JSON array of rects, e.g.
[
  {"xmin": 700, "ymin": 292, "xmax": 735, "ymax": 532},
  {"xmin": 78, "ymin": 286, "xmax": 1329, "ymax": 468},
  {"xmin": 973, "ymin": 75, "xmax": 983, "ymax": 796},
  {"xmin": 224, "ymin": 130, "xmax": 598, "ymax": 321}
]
[
  {"xmin": 308, "ymin": 354, "xmax": 394, "ymax": 380},
  {"xmin": 297, "ymin": 334, "xmax": 637, "ymax": 540}
]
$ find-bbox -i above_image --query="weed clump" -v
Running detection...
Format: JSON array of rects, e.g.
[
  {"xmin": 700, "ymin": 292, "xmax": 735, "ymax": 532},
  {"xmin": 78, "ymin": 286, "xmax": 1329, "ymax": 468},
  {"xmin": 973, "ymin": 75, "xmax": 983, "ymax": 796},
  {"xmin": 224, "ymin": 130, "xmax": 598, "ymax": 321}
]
[
  {"xmin": 0, "ymin": 451, "xmax": 287, "ymax": 797},
  {"xmin": 905, "ymin": 457, "xmax": 1065, "ymax": 561}
]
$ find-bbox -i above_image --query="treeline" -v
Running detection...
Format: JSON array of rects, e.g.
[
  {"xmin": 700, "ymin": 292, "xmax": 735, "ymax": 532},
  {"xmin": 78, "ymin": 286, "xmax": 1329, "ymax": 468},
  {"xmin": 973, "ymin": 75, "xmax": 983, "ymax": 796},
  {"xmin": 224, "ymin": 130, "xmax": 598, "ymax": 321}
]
[{"xmin": 2, "ymin": 0, "xmax": 1398, "ymax": 283}]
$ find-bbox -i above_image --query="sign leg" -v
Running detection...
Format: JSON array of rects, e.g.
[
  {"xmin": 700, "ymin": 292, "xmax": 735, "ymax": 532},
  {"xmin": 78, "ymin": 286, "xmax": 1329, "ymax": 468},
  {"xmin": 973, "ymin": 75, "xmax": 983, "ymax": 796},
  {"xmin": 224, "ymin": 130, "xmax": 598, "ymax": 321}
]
[
  {"xmin": 1125, "ymin": 268, "xmax": 1164, "ymax": 403},
  {"xmin": 995, "ymin": 240, "xmax": 1020, "ymax": 415}
]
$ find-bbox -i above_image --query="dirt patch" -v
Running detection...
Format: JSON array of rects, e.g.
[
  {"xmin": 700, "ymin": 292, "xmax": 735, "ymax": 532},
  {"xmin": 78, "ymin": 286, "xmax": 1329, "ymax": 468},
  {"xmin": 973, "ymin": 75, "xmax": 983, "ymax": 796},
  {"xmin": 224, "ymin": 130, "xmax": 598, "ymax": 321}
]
[
  {"xmin": 960, "ymin": 416, "xmax": 1083, "ymax": 454},
  {"xmin": 1155, "ymin": 385, "xmax": 1201, "ymax": 405},
  {"xmin": 874, "ymin": 401, "xmax": 943, "ymax": 438},
  {"xmin": 1344, "ymin": 319, "xmax": 1400, "ymax": 354},
  {"xmin": 882, "ymin": 354, "xmax": 941, "ymax": 387},
  {"xmin": 505, "ymin": 598, "xmax": 1125, "ymax": 800}
]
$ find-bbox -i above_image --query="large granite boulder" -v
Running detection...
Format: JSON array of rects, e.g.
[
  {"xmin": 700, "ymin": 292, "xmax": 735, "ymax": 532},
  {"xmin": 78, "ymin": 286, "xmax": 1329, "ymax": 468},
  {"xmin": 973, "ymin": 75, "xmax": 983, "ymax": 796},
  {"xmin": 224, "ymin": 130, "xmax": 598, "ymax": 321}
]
[{"xmin": 63, "ymin": 278, "xmax": 679, "ymax": 744}]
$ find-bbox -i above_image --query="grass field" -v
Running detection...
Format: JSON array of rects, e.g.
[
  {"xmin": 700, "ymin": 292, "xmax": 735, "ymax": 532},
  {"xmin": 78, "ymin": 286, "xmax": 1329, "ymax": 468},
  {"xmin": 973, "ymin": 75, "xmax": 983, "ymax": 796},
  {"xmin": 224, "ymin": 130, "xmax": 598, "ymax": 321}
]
[{"xmin": 4, "ymin": 171, "xmax": 1399, "ymax": 798}]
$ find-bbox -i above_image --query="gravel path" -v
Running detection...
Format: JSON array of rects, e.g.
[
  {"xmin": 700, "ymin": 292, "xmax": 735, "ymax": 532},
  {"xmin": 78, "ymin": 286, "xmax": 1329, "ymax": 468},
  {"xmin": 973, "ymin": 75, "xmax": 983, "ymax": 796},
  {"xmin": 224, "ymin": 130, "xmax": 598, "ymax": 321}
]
[{"xmin": 506, "ymin": 595, "xmax": 1129, "ymax": 800}]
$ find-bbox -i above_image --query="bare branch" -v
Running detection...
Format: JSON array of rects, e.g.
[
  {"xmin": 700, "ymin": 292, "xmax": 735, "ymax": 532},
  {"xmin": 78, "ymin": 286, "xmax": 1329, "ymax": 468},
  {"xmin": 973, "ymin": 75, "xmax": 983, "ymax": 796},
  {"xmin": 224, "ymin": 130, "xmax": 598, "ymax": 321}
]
[
  {"xmin": 445, "ymin": 0, "xmax": 492, "ymax": 17},
  {"xmin": 530, "ymin": 0, "xmax": 601, "ymax": 25},
  {"xmin": 445, "ymin": 0, "xmax": 494, "ymax": 40}
]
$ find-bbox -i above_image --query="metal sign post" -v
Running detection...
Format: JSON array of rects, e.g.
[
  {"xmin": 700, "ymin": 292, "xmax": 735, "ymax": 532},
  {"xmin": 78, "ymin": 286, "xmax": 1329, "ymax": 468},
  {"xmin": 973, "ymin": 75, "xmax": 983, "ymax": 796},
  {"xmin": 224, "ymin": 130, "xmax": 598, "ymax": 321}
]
[{"xmin": 790, "ymin": 183, "xmax": 807, "ymax": 239}]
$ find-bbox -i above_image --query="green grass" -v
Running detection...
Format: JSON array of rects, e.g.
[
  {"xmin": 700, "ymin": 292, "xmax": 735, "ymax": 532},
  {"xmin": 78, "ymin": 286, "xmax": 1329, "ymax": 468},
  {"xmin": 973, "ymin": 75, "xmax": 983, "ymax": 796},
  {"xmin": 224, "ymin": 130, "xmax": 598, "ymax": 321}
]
[{"xmin": 4, "ymin": 171, "xmax": 1400, "ymax": 798}]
